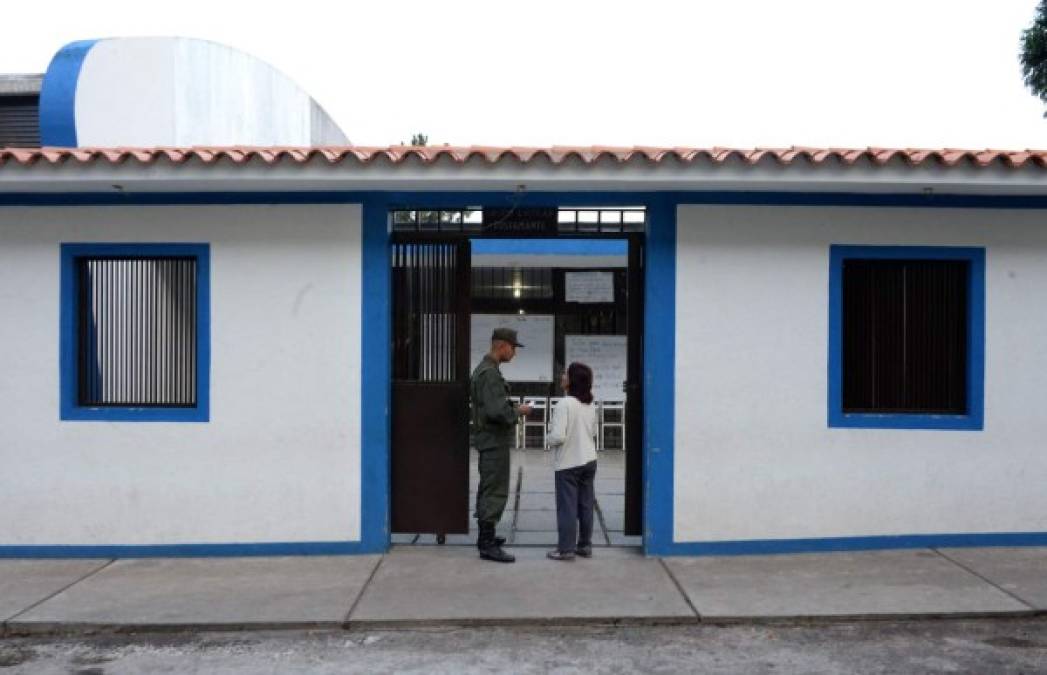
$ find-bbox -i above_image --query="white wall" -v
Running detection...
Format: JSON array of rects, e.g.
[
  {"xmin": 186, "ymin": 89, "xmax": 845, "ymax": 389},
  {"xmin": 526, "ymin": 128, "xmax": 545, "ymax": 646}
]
[
  {"xmin": 0, "ymin": 204, "xmax": 362, "ymax": 545},
  {"xmin": 674, "ymin": 204, "xmax": 1047, "ymax": 542}
]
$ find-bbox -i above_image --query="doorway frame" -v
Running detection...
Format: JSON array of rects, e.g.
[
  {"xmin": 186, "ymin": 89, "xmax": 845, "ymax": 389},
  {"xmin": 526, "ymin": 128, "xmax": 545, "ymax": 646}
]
[{"xmin": 360, "ymin": 192, "xmax": 676, "ymax": 555}]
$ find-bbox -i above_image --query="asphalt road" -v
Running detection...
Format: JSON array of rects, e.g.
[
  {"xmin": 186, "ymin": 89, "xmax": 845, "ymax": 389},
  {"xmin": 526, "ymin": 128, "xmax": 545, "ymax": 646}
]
[{"xmin": 2, "ymin": 619, "xmax": 1046, "ymax": 674}]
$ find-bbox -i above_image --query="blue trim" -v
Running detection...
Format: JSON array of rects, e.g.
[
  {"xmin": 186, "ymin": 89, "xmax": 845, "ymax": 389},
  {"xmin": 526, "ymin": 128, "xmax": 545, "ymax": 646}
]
[
  {"xmin": 827, "ymin": 245, "xmax": 985, "ymax": 431},
  {"xmin": 39, "ymin": 40, "xmax": 99, "ymax": 147},
  {"xmin": 359, "ymin": 205, "xmax": 391, "ymax": 553},
  {"xmin": 59, "ymin": 243, "xmax": 211, "ymax": 422},
  {"xmin": 8, "ymin": 191, "xmax": 1036, "ymax": 557},
  {"xmin": 470, "ymin": 239, "xmax": 628, "ymax": 256},
  {"xmin": 0, "ymin": 541, "xmax": 371, "ymax": 559},
  {"xmin": 650, "ymin": 532, "xmax": 1047, "ymax": 556},
  {"xmin": 2, "ymin": 532, "xmax": 1043, "ymax": 558},
  {"xmin": 6, "ymin": 191, "xmax": 1047, "ymax": 209},
  {"xmin": 642, "ymin": 197, "xmax": 676, "ymax": 555}
]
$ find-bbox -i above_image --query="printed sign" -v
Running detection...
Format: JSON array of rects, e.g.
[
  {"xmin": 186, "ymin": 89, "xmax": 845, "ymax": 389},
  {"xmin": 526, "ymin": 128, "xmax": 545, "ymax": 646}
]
[
  {"xmin": 470, "ymin": 314, "xmax": 554, "ymax": 382},
  {"xmin": 481, "ymin": 207, "xmax": 559, "ymax": 234},
  {"xmin": 564, "ymin": 335, "xmax": 627, "ymax": 401},
  {"xmin": 565, "ymin": 271, "xmax": 615, "ymax": 303}
]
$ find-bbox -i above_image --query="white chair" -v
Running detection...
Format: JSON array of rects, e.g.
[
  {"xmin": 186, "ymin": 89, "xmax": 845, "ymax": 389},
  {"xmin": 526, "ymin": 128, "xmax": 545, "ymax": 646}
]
[
  {"xmin": 598, "ymin": 400, "xmax": 626, "ymax": 451},
  {"xmin": 514, "ymin": 396, "xmax": 527, "ymax": 448}
]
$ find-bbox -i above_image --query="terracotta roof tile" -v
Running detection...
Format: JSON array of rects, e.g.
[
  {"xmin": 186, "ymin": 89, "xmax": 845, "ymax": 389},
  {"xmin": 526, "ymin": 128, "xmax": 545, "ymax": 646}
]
[{"xmin": 1, "ymin": 145, "xmax": 1047, "ymax": 169}]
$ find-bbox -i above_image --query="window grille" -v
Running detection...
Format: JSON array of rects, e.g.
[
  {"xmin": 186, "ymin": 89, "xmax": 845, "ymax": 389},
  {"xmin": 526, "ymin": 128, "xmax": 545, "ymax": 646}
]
[
  {"xmin": 77, "ymin": 257, "xmax": 198, "ymax": 407},
  {"xmin": 0, "ymin": 95, "xmax": 40, "ymax": 147},
  {"xmin": 842, "ymin": 259, "xmax": 968, "ymax": 414}
]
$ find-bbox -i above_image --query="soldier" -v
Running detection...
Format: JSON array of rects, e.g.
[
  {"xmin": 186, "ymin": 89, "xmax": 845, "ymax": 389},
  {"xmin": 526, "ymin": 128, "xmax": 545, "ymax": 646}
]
[{"xmin": 470, "ymin": 327, "xmax": 531, "ymax": 563}]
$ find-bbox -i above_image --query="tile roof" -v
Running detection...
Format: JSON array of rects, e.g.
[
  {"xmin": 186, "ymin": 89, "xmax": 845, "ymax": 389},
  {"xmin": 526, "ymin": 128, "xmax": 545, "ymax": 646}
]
[{"xmin": 1, "ymin": 146, "xmax": 1047, "ymax": 169}]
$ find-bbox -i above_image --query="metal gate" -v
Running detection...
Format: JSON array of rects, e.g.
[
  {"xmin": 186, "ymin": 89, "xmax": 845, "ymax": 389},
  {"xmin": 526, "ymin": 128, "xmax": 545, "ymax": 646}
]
[
  {"xmin": 624, "ymin": 234, "xmax": 644, "ymax": 536},
  {"xmin": 390, "ymin": 238, "xmax": 472, "ymax": 537}
]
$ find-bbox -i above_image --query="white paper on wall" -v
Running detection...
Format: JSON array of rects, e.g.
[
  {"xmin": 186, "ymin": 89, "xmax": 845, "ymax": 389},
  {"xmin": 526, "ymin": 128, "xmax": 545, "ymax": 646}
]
[
  {"xmin": 470, "ymin": 314, "xmax": 555, "ymax": 382},
  {"xmin": 564, "ymin": 335, "xmax": 627, "ymax": 401},
  {"xmin": 564, "ymin": 271, "xmax": 615, "ymax": 303}
]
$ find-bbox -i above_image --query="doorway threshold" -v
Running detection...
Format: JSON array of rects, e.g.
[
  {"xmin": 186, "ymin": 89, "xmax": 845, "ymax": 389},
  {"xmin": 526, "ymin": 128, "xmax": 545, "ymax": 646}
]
[{"xmin": 392, "ymin": 448, "xmax": 641, "ymax": 548}]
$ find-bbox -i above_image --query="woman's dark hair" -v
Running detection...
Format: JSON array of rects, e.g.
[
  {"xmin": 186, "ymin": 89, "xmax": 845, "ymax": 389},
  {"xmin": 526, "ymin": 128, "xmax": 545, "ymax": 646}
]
[{"xmin": 566, "ymin": 362, "xmax": 594, "ymax": 404}]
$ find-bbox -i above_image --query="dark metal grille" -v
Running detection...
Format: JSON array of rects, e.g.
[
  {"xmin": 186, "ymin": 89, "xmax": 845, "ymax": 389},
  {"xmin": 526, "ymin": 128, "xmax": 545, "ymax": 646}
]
[
  {"xmin": 842, "ymin": 259, "xmax": 968, "ymax": 414},
  {"xmin": 392, "ymin": 242, "xmax": 466, "ymax": 382},
  {"xmin": 77, "ymin": 257, "xmax": 198, "ymax": 407},
  {"xmin": 0, "ymin": 95, "xmax": 40, "ymax": 147}
]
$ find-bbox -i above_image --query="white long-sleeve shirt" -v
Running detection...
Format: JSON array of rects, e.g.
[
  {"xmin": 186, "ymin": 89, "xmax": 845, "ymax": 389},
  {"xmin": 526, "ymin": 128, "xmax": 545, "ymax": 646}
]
[{"xmin": 546, "ymin": 395, "xmax": 598, "ymax": 471}]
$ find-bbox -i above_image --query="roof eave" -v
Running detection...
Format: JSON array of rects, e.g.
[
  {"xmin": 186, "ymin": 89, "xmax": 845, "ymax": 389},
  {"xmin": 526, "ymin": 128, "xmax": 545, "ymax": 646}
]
[{"xmin": 2, "ymin": 157, "xmax": 1047, "ymax": 196}]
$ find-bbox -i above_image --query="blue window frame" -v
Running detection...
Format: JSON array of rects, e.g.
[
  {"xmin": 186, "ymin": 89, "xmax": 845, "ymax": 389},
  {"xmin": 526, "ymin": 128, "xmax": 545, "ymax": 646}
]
[
  {"xmin": 60, "ymin": 243, "xmax": 210, "ymax": 422},
  {"xmin": 828, "ymin": 245, "xmax": 984, "ymax": 430}
]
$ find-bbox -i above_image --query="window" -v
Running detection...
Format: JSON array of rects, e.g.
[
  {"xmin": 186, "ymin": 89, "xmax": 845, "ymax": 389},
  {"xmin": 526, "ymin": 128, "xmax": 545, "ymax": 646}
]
[
  {"xmin": 390, "ymin": 207, "xmax": 646, "ymax": 234},
  {"xmin": 60, "ymin": 243, "xmax": 210, "ymax": 421},
  {"xmin": 828, "ymin": 246, "xmax": 984, "ymax": 430}
]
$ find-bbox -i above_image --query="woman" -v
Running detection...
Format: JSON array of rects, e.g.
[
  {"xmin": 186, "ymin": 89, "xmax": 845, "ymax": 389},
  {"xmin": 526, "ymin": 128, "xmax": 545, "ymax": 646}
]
[{"xmin": 545, "ymin": 361, "xmax": 599, "ymax": 561}]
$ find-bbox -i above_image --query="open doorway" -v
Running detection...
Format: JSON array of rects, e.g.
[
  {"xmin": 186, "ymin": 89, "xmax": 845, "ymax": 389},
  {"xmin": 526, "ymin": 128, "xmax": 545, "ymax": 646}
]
[
  {"xmin": 468, "ymin": 238, "xmax": 638, "ymax": 547},
  {"xmin": 389, "ymin": 207, "xmax": 644, "ymax": 548}
]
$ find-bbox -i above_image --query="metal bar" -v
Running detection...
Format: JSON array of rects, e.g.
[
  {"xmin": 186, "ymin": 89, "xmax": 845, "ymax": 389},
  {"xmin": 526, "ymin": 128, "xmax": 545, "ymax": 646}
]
[
  {"xmin": 156, "ymin": 260, "xmax": 163, "ymax": 403},
  {"xmin": 427, "ymin": 244, "xmax": 433, "ymax": 381},
  {"xmin": 422, "ymin": 241, "xmax": 427, "ymax": 380},
  {"xmin": 122, "ymin": 259, "xmax": 129, "ymax": 405},
  {"xmin": 409, "ymin": 244, "xmax": 415, "ymax": 379},
  {"xmin": 161, "ymin": 259, "xmax": 168, "ymax": 403},
  {"xmin": 443, "ymin": 243, "xmax": 450, "ymax": 381},
  {"xmin": 108, "ymin": 259, "xmax": 114, "ymax": 405},
  {"xmin": 115, "ymin": 259, "xmax": 119, "ymax": 403},
  {"xmin": 172, "ymin": 259, "xmax": 179, "ymax": 404},
  {"xmin": 181, "ymin": 259, "xmax": 186, "ymax": 404},
  {"xmin": 182, "ymin": 259, "xmax": 188, "ymax": 404},
  {"xmin": 169, "ymin": 260, "xmax": 175, "ymax": 403},
  {"xmin": 437, "ymin": 244, "xmax": 444, "ymax": 381},
  {"xmin": 131, "ymin": 259, "xmax": 137, "ymax": 405},
  {"xmin": 189, "ymin": 257, "xmax": 196, "ymax": 405},
  {"xmin": 77, "ymin": 260, "xmax": 88, "ymax": 404}
]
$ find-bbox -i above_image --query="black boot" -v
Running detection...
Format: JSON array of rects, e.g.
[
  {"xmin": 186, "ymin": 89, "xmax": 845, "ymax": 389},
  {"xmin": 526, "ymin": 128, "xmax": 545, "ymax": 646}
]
[
  {"xmin": 478, "ymin": 522, "xmax": 515, "ymax": 563},
  {"xmin": 475, "ymin": 521, "xmax": 506, "ymax": 548}
]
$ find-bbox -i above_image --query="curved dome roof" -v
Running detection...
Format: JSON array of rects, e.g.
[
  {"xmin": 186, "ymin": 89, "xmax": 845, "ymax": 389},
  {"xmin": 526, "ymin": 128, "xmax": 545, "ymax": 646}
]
[{"xmin": 40, "ymin": 37, "xmax": 348, "ymax": 147}]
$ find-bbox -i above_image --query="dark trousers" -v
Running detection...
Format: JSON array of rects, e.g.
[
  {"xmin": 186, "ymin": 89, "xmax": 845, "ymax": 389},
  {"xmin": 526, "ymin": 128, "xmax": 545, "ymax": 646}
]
[
  {"xmin": 474, "ymin": 445, "xmax": 511, "ymax": 525},
  {"xmin": 554, "ymin": 460, "xmax": 597, "ymax": 553}
]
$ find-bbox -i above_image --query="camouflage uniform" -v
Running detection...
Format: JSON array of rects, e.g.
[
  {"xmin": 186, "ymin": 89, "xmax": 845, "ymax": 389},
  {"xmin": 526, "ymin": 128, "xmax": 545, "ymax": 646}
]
[{"xmin": 470, "ymin": 355, "xmax": 519, "ymax": 526}]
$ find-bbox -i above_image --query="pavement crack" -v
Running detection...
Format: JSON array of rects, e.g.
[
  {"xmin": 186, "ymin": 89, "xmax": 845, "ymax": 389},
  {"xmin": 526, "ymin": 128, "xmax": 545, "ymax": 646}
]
[
  {"xmin": 508, "ymin": 464, "xmax": 523, "ymax": 545},
  {"xmin": 5, "ymin": 558, "xmax": 116, "ymax": 623},
  {"xmin": 344, "ymin": 555, "xmax": 385, "ymax": 627},
  {"xmin": 931, "ymin": 548, "xmax": 1037, "ymax": 611},
  {"xmin": 593, "ymin": 498, "xmax": 613, "ymax": 546},
  {"xmin": 658, "ymin": 558, "xmax": 702, "ymax": 622}
]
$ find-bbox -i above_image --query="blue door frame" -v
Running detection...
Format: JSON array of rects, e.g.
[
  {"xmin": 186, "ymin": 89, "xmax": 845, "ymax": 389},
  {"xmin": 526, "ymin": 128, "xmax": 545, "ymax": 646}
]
[{"xmin": 358, "ymin": 192, "xmax": 676, "ymax": 556}]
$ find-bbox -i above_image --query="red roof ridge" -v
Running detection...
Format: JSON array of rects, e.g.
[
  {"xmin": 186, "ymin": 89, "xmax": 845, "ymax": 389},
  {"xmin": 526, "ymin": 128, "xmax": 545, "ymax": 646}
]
[{"xmin": 2, "ymin": 145, "xmax": 1047, "ymax": 169}]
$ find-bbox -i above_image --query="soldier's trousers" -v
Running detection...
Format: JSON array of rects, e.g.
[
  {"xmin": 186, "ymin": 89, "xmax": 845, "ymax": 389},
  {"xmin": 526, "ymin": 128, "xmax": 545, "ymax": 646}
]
[{"xmin": 474, "ymin": 445, "xmax": 511, "ymax": 525}]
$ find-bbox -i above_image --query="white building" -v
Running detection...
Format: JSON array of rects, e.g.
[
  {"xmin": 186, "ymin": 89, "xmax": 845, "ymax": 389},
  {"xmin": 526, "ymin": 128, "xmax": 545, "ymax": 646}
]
[{"xmin": 1, "ymin": 40, "xmax": 1046, "ymax": 557}]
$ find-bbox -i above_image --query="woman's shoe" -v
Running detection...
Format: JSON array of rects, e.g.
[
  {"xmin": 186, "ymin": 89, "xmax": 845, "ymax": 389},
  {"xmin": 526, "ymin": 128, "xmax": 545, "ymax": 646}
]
[
  {"xmin": 546, "ymin": 549, "xmax": 576, "ymax": 561},
  {"xmin": 575, "ymin": 545, "xmax": 593, "ymax": 558}
]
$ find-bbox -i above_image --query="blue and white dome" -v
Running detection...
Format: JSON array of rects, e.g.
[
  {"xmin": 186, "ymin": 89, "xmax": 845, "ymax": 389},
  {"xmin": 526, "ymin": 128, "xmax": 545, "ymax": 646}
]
[{"xmin": 39, "ymin": 37, "xmax": 348, "ymax": 147}]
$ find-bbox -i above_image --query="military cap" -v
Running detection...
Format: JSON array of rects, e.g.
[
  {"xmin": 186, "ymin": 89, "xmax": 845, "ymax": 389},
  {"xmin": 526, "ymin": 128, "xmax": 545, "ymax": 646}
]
[{"xmin": 491, "ymin": 327, "xmax": 525, "ymax": 347}]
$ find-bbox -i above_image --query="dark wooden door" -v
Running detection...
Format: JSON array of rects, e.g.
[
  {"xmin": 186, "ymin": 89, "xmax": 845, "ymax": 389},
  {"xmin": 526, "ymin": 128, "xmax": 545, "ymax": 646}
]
[
  {"xmin": 391, "ymin": 238, "xmax": 471, "ymax": 536},
  {"xmin": 624, "ymin": 234, "xmax": 644, "ymax": 536}
]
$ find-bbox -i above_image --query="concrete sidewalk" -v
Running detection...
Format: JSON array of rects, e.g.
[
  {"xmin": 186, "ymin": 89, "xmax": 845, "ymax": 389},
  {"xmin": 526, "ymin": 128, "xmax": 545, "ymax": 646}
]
[{"xmin": 1, "ymin": 547, "xmax": 1045, "ymax": 635}]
